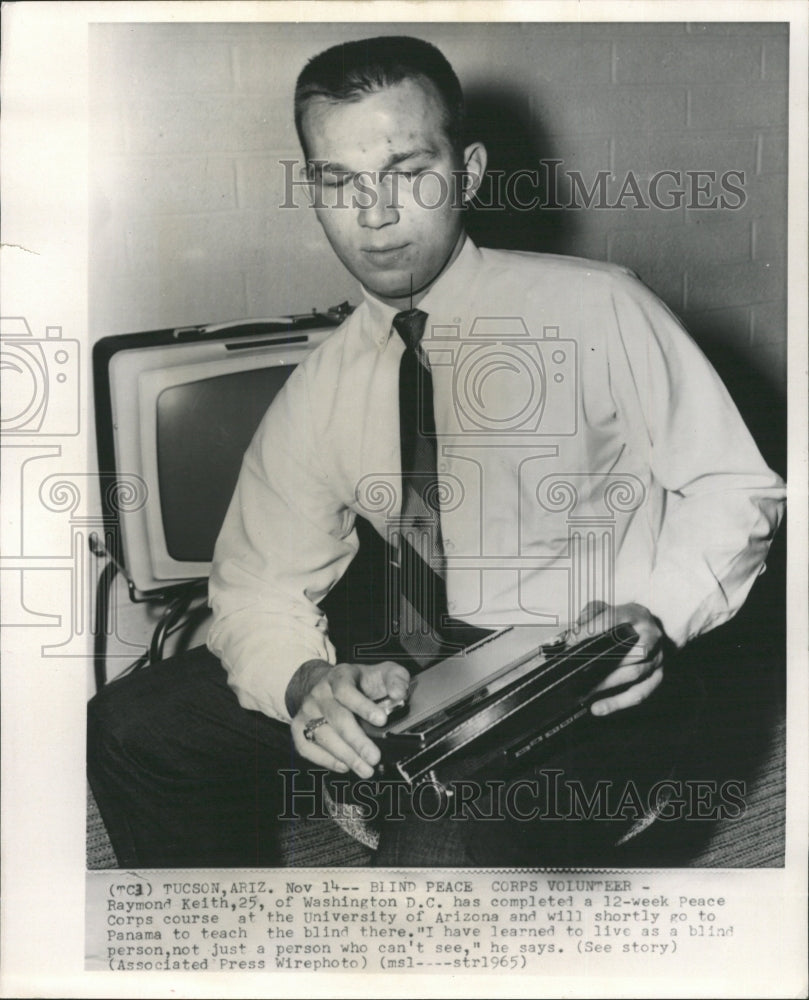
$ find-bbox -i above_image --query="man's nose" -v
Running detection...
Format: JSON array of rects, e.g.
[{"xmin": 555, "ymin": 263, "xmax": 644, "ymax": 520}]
[{"xmin": 357, "ymin": 175, "xmax": 400, "ymax": 229}]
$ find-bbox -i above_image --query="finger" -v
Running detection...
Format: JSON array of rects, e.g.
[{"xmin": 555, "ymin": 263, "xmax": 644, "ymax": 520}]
[
  {"xmin": 300, "ymin": 684, "xmax": 382, "ymax": 776},
  {"xmin": 614, "ymin": 634, "xmax": 657, "ymax": 670},
  {"xmin": 591, "ymin": 665, "xmax": 664, "ymax": 717},
  {"xmin": 586, "ymin": 606, "xmax": 661, "ymax": 663},
  {"xmin": 290, "ymin": 718, "xmax": 350, "ymax": 773},
  {"xmin": 304, "ymin": 709, "xmax": 379, "ymax": 779},
  {"xmin": 591, "ymin": 650, "xmax": 662, "ymax": 693},
  {"xmin": 627, "ymin": 615, "xmax": 663, "ymax": 658},
  {"xmin": 356, "ymin": 661, "xmax": 411, "ymax": 704},
  {"xmin": 330, "ymin": 668, "xmax": 392, "ymax": 727},
  {"xmin": 380, "ymin": 662, "xmax": 411, "ymax": 700},
  {"xmin": 323, "ymin": 697, "xmax": 382, "ymax": 769}
]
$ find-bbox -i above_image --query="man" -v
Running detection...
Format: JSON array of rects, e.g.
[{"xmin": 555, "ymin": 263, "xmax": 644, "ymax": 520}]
[{"xmin": 88, "ymin": 36, "xmax": 784, "ymax": 868}]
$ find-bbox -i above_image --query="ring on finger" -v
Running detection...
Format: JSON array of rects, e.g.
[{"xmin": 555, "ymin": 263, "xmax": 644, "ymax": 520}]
[{"xmin": 303, "ymin": 716, "xmax": 328, "ymax": 743}]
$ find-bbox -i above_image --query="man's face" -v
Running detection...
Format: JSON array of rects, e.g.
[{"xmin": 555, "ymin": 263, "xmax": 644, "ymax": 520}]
[{"xmin": 300, "ymin": 78, "xmax": 477, "ymax": 307}]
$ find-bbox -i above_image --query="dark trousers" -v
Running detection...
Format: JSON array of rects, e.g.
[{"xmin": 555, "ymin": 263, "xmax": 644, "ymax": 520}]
[
  {"xmin": 88, "ymin": 644, "xmax": 703, "ymax": 869},
  {"xmin": 88, "ymin": 647, "xmax": 310, "ymax": 867}
]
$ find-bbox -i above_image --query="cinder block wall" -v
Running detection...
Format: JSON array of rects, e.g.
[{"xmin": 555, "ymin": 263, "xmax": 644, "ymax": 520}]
[{"xmin": 90, "ymin": 21, "xmax": 788, "ymax": 446}]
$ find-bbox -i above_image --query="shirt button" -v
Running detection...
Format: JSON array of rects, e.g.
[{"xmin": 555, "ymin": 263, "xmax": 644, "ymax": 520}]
[
  {"xmin": 438, "ymin": 461, "xmax": 448, "ymax": 472},
  {"xmin": 448, "ymin": 600, "xmax": 457, "ymax": 612},
  {"xmin": 444, "ymin": 538, "xmax": 455, "ymax": 553}
]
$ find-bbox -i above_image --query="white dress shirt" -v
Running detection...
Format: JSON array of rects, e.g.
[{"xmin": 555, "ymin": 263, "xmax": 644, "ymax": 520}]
[{"xmin": 207, "ymin": 237, "xmax": 785, "ymax": 722}]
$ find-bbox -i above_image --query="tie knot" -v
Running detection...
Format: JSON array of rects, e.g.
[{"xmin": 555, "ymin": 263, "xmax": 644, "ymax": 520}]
[{"xmin": 393, "ymin": 309, "xmax": 428, "ymax": 352}]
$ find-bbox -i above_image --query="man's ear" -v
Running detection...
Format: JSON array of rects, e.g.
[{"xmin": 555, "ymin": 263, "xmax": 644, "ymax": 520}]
[{"xmin": 461, "ymin": 141, "xmax": 487, "ymax": 203}]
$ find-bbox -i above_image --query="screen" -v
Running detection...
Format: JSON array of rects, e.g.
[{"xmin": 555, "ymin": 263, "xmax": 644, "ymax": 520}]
[{"xmin": 156, "ymin": 364, "xmax": 295, "ymax": 562}]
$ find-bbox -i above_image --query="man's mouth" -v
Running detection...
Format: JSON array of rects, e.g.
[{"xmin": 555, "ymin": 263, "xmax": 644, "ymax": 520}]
[{"xmin": 362, "ymin": 244, "xmax": 411, "ymax": 266}]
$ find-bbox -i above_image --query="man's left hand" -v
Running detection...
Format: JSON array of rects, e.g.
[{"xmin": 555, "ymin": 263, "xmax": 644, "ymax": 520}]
[{"xmin": 574, "ymin": 602, "xmax": 668, "ymax": 717}]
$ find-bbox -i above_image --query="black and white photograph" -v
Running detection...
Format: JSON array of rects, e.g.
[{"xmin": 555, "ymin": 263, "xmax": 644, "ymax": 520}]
[{"xmin": 1, "ymin": 2, "xmax": 807, "ymax": 997}]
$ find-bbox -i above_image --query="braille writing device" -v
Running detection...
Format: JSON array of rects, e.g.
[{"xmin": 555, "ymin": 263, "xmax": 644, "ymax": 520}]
[{"xmin": 363, "ymin": 623, "xmax": 639, "ymax": 797}]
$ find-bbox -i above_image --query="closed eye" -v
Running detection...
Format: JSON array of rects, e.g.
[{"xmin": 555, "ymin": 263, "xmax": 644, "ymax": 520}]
[
  {"xmin": 320, "ymin": 172, "xmax": 352, "ymax": 188},
  {"xmin": 381, "ymin": 167, "xmax": 427, "ymax": 182}
]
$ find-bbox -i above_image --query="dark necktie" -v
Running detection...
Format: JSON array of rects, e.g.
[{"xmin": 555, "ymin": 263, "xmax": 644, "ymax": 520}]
[
  {"xmin": 393, "ymin": 310, "xmax": 494, "ymax": 668},
  {"xmin": 393, "ymin": 308, "xmax": 447, "ymax": 665},
  {"xmin": 395, "ymin": 308, "xmax": 483, "ymax": 667}
]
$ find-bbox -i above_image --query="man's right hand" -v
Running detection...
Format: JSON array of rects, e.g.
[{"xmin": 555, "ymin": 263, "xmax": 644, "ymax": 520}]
[{"xmin": 287, "ymin": 660, "xmax": 410, "ymax": 777}]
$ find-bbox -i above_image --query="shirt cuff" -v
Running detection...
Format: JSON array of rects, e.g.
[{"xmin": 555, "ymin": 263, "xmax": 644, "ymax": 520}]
[{"xmin": 206, "ymin": 622, "xmax": 337, "ymax": 723}]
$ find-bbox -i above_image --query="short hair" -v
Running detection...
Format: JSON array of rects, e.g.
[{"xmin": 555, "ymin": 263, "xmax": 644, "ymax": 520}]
[{"xmin": 294, "ymin": 35, "xmax": 465, "ymax": 158}]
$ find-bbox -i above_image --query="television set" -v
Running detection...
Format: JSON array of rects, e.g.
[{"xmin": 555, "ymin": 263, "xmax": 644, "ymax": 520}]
[{"xmin": 93, "ymin": 311, "xmax": 348, "ymax": 596}]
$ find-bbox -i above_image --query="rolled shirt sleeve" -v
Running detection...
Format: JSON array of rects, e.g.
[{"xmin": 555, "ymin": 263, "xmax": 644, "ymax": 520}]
[
  {"xmin": 207, "ymin": 361, "xmax": 358, "ymax": 722},
  {"xmin": 605, "ymin": 271, "xmax": 785, "ymax": 647}
]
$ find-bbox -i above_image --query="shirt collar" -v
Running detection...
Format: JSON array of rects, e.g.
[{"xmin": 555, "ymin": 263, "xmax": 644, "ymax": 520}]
[{"xmin": 360, "ymin": 235, "xmax": 483, "ymax": 349}]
